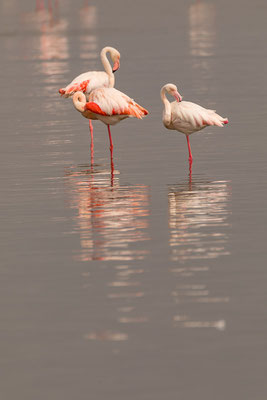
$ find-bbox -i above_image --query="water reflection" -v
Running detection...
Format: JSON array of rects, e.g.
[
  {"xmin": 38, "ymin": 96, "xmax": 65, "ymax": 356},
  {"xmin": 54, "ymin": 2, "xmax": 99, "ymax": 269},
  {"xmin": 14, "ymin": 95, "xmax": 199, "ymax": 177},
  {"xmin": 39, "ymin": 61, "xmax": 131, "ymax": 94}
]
[
  {"xmin": 78, "ymin": 3, "xmax": 98, "ymax": 62},
  {"xmin": 83, "ymin": 261, "xmax": 148, "ymax": 341},
  {"xmin": 21, "ymin": 0, "xmax": 69, "ymax": 91},
  {"xmin": 168, "ymin": 177, "xmax": 230, "ymax": 261},
  {"xmin": 189, "ymin": 1, "xmax": 216, "ymax": 58},
  {"xmin": 168, "ymin": 176, "xmax": 231, "ymax": 330},
  {"xmin": 22, "ymin": 1, "xmax": 98, "ymax": 88},
  {"xmin": 188, "ymin": 1, "xmax": 216, "ymax": 89},
  {"xmin": 84, "ymin": 331, "xmax": 128, "ymax": 342},
  {"xmin": 65, "ymin": 164, "xmax": 150, "ymax": 262},
  {"xmin": 79, "ymin": 2, "xmax": 97, "ymax": 29}
]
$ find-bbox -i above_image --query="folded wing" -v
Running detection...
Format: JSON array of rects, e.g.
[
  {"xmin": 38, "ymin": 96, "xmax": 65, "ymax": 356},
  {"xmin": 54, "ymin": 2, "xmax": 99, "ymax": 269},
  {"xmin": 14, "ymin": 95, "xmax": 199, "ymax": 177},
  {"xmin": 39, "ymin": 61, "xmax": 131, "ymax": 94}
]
[
  {"xmin": 85, "ymin": 88, "xmax": 149, "ymax": 119},
  {"xmin": 59, "ymin": 72, "xmax": 110, "ymax": 98},
  {"xmin": 173, "ymin": 101, "xmax": 228, "ymax": 129}
]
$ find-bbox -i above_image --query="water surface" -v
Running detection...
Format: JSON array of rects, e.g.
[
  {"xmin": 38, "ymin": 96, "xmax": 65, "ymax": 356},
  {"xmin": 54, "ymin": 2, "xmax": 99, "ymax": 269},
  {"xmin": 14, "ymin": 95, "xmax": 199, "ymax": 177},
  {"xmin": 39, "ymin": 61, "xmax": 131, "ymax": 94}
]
[{"xmin": 1, "ymin": 0, "xmax": 267, "ymax": 399}]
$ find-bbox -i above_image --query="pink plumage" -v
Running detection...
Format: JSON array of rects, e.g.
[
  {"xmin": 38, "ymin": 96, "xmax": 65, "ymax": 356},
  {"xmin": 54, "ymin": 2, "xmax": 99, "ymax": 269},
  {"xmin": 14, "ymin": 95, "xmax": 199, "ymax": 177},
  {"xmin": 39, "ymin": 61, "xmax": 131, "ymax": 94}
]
[
  {"xmin": 85, "ymin": 87, "xmax": 148, "ymax": 123},
  {"xmin": 59, "ymin": 46, "xmax": 121, "ymax": 147},
  {"xmin": 73, "ymin": 88, "xmax": 148, "ymax": 158},
  {"xmin": 59, "ymin": 46, "xmax": 120, "ymax": 99}
]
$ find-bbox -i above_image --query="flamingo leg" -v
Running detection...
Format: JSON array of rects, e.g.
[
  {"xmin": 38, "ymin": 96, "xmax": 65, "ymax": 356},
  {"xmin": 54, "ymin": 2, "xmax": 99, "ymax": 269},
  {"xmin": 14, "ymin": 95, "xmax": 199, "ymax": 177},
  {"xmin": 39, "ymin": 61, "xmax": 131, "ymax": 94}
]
[
  {"xmin": 107, "ymin": 125, "xmax": 113, "ymax": 157},
  {"xmin": 189, "ymin": 159, "xmax": 192, "ymax": 181},
  {"xmin": 90, "ymin": 142, "xmax": 94, "ymax": 169},
  {"xmin": 89, "ymin": 120, "xmax": 94, "ymax": 148},
  {"xmin": 110, "ymin": 154, "xmax": 114, "ymax": 187},
  {"xmin": 186, "ymin": 135, "xmax": 193, "ymax": 163}
]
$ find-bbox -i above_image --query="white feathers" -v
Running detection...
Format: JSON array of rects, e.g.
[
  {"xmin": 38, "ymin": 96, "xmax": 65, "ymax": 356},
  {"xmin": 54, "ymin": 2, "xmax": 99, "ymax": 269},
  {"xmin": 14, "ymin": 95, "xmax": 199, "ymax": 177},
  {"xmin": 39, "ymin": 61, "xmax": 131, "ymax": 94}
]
[
  {"xmin": 59, "ymin": 46, "xmax": 120, "ymax": 99},
  {"xmin": 62, "ymin": 71, "xmax": 110, "ymax": 99},
  {"xmin": 171, "ymin": 101, "xmax": 227, "ymax": 134},
  {"xmin": 89, "ymin": 88, "xmax": 132, "ymax": 115},
  {"xmin": 161, "ymin": 85, "xmax": 228, "ymax": 135}
]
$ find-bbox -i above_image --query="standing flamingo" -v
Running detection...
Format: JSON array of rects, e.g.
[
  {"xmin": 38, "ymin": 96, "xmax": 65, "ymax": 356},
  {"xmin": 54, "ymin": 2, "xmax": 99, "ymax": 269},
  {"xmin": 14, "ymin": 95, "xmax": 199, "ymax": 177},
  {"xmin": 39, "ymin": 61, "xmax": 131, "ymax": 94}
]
[
  {"xmin": 72, "ymin": 88, "xmax": 148, "ymax": 162},
  {"xmin": 59, "ymin": 46, "xmax": 121, "ymax": 146},
  {"xmin": 161, "ymin": 83, "xmax": 228, "ymax": 166}
]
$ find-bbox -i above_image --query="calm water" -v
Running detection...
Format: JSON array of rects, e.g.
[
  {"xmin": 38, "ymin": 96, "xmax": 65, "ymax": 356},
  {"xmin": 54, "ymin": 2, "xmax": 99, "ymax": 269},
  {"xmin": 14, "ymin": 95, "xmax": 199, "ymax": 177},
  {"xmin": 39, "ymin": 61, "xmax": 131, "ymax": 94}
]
[{"xmin": 1, "ymin": 0, "xmax": 267, "ymax": 399}]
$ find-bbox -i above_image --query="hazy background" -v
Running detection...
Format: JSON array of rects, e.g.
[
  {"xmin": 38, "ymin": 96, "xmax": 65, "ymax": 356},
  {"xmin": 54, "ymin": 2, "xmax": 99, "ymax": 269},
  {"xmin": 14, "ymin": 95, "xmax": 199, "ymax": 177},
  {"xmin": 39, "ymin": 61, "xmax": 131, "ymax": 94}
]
[{"xmin": 0, "ymin": 0, "xmax": 267, "ymax": 399}]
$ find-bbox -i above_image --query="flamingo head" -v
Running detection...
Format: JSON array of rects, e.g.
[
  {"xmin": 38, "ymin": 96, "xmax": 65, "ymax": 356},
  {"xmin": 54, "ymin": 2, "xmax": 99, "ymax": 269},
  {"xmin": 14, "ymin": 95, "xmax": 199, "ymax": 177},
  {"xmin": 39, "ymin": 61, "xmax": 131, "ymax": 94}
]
[
  {"xmin": 110, "ymin": 48, "xmax": 121, "ymax": 73},
  {"xmin": 165, "ymin": 83, "xmax": 183, "ymax": 102},
  {"xmin": 73, "ymin": 91, "xmax": 87, "ymax": 113}
]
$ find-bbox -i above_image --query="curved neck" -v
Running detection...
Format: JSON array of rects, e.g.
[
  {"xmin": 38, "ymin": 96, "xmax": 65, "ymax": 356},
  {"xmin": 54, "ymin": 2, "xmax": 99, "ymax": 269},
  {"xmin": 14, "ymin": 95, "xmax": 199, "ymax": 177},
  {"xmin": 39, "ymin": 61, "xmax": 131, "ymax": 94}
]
[
  {"xmin": 73, "ymin": 92, "xmax": 86, "ymax": 113},
  {"xmin": 100, "ymin": 47, "xmax": 114, "ymax": 87},
  {"xmin": 161, "ymin": 87, "xmax": 172, "ymax": 126}
]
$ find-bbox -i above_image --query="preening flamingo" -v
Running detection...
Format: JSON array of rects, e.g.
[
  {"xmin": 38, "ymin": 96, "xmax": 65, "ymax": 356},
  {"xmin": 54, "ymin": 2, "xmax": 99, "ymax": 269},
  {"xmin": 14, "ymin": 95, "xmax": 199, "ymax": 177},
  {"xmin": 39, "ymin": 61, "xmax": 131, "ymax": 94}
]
[
  {"xmin": 161, "ymin": 83, "xmax": 228, "ymax": 165},
  {"xmin": 72, "ymin": 88, "xmax": 148, "ymax": 159},
  {"xmin": 59, "ymin": 46, "xmax": 121, "ymax": 144}
]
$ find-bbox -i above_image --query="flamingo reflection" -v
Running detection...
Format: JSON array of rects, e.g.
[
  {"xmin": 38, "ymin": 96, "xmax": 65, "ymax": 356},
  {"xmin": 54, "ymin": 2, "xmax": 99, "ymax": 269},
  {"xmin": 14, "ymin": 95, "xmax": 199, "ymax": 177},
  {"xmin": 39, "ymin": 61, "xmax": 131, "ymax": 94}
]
[
  {"xmin": 168, "ymin": 176, "xmax": 231, "ymax": 330},
  {"xmin": 189, "ymin": 1, "xmax": 216, "ymax": 58},
  {"xmin": 79, "ymin": 2, "xmax": 97, "ymax": 30},
  {"xmin": 21, "ymin": 0, "xmax": 69, "ymax": 88},
  {"xmin": 168, "ymin": 177, "xmax": 230, "ymax": 261},
  {"xmin": 65, "ymin": 164, "xmax": 150, "ymax": 262},
  {"xmin": 188, "ymin": 1, "xmax": 216, "ymax": 92}
]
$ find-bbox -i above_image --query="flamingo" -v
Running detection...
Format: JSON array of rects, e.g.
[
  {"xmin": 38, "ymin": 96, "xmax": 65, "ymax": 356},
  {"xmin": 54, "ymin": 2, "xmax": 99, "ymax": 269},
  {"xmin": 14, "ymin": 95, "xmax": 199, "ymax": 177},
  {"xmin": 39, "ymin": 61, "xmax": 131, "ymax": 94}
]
[
  {"xmin": 161, "ymin": 83, "xmax": 228, "ymax": 166},
  {"xmin": 72, "ymin": 88, "xmax": 148, "ymax": 160},
  {"xmin": 59, "ymin": 46, "xmax": 121, "ymax": 146}
]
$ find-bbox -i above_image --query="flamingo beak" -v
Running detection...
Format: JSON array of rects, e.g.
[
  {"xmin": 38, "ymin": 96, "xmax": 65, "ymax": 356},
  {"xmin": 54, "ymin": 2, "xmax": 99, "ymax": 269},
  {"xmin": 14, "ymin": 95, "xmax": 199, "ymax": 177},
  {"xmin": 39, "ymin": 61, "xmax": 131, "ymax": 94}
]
[
  {"xmin": 174, "ymin": 91, "xmax": 182, "ymax": 102},
  {"xmin": 112, "ymin": 59, "xmax": 120, "ymax": 73}
]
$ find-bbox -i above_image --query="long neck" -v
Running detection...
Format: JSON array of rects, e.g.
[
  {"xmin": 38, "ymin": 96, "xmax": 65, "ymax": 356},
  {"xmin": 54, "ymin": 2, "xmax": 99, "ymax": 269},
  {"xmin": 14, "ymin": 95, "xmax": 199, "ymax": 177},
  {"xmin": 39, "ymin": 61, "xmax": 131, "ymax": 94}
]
[
  {"xmin": 100, "ymin": 47, "xmax": 114, "ymax": 87},
  {"xmin": 73, "ymin": 92, "xmax": 86, "ymax": 113},
  {"xmin": 161, "ymin": 87, "xmax": 172, "ymax": 126}
]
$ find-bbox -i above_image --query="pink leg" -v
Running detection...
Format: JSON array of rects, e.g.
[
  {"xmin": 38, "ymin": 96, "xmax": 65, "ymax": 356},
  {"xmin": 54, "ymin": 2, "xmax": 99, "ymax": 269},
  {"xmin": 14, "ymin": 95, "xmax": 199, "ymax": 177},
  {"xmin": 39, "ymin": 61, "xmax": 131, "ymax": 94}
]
[
  {"xmin": 89, "ymin": 120, "xmax": 94, "ymax": 166},
  {"xmin": 89, "ymin": 120, "xmax": 94, "ymax": 148},
  {"xmin": 186, "ymin": 135, "xmax": 193, "ymax": 163},
  {"xmin": 189, "ymin": 159, "xmax": 192, "ymax": 181},
  {"xmin": 110, "ymin": 155, "xmax": 114, "ymax": 187},
  {"xmin": 90, "ymin": 143, "xmax": 94, "ymax": 168},
  {"xmin": 107, "ymin": 125, "xmax": 113, "ymax": 157}
]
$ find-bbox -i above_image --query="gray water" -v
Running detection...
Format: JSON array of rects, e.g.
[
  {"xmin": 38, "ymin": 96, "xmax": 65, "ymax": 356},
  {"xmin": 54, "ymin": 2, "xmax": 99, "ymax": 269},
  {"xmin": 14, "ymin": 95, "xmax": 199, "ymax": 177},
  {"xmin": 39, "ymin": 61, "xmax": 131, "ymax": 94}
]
[{"xmin": 1, "ymin": 0, "xmax": 267, "ymax": 399}]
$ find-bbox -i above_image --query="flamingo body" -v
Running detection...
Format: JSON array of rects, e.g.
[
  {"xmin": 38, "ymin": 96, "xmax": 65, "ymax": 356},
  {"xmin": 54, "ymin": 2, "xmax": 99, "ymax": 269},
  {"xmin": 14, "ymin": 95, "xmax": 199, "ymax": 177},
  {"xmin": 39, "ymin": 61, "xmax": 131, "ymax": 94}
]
[
  {"xmin": 59, "ymin": 46, "xmax": 120, "ymax": 99},
  {"xmin": 161, "ymin": 83, "xmax": 228, "ymax": 163},
  {"xmin": 85, "ymin": 87, "xmax": 148, "ymax": 125},
  {"xmin": 73, "ymin": 89, "xmax": 148, "ymax": 157},
  {"xmin": 59, "ymin": 72, "xmax": 110, "ymax": 98},
  {"xmin": 166, "ymin": 100, "xmax": 228, "ymax": 135},
  {"xmin": 59, "ymin": 46, "xmax": 120, "ymax": 147}
]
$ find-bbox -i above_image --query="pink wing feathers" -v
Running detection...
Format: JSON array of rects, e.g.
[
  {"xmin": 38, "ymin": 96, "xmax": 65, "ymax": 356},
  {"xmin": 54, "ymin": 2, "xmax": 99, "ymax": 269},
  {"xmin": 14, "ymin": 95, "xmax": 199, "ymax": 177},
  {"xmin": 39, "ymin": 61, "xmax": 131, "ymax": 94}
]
[
  {"xmin": 85, "ymin": 88, "xmax": 148, "ymax": 119},
  {"xmin": 59, "ymin": 71, "xmax": 110, "ymax": 98}
]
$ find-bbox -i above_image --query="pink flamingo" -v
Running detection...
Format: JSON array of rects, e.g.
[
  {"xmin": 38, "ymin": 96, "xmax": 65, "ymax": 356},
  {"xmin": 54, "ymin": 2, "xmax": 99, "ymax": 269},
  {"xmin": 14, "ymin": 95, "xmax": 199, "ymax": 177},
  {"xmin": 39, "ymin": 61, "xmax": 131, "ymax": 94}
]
[
  {"xmin": 72, "ymin": 88, "xmax": 148, "ymax": 161},
  {"xmin": 59, "ymin": 46, "xmax": 121, "ymax": 146},
  {"xmin": 161, "ymin": 83, "xmax": 228, "ymax": 166}
]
